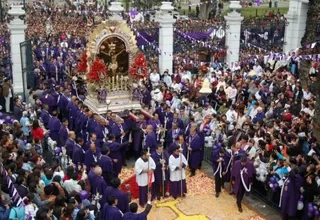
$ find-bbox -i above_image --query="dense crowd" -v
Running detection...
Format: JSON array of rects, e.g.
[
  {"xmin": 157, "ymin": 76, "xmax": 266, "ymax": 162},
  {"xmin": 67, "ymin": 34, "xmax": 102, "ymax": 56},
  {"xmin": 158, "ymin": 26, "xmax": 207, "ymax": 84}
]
[{"xmin": 0, "ymin": 1, "xmax": 319, "ymax": 220}]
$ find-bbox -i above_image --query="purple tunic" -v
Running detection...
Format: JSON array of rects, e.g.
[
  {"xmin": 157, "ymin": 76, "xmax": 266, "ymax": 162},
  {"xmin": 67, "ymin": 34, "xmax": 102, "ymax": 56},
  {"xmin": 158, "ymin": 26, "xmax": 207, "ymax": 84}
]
[
  {"xmin": 47, "ymin": 116, "xmax": 61, "ymax": 141},
  {"xmin": 280, "ymin": 175, "xmax": 302, "ymax": 217},
  {"xmin": 188, "ymin": 134, "xmax": 202, "ymax": 169},
  {"xmin": 104, "ymin": 186, "xmax": 129, "ymax": 213},
  {"xmin": 102, "ymin": 204, "xmax": 123, "ymax": 220},
  {"xmin": 144, "ymin": 132, "xmax": 157, "ymax": 153},
  {"xmin": 231, "ymin": 159, "xmax": 255, "ymax": 195},
  {"xmin": 151, "ymin": 151, "xmax": 169, "ymax": 185}
]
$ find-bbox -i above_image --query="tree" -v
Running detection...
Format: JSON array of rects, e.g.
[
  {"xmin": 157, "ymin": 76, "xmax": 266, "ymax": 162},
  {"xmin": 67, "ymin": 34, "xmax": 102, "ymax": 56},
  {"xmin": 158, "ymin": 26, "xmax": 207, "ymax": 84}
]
[
  {"xmin": 198, "ymin": 0, "xmax": 213, "ymax": 19},
  {"xmin": 299, "ymin": 0, "xmax": 320, "ymax": 140}
]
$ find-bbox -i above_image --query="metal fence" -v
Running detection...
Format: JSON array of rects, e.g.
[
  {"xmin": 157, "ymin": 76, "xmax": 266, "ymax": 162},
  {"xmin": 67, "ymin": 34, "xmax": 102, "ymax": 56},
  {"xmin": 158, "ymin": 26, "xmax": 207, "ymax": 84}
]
[{"xmin": 240, "ymin": 19, "xmax": 288, "ymax": 52}]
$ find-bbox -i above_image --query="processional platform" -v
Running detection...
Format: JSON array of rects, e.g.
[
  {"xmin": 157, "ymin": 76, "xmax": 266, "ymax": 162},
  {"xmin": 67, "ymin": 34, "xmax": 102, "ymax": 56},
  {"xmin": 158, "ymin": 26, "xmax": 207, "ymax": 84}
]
[{"xmin": 83, "ymin": 20, "xmax": 144, "ymax": 113}]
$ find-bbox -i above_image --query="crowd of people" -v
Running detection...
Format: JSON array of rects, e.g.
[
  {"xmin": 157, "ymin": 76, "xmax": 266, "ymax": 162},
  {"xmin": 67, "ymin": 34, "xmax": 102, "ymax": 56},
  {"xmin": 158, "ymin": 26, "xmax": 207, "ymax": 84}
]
[{"xmin": 0, "ymin": 1, "xmax": 319, "ymax": 220}]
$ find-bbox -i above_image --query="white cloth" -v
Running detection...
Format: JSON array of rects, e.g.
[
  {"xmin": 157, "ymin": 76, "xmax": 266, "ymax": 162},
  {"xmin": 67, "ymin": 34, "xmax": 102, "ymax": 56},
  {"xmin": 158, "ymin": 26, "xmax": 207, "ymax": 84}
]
[
  {"xmin": 135, "ymin": 157, "xmax": 156, "ymax": 187},
  {"xmin": 149, "ymin": 73, "xmax": 160, "ymax": 87},
  {"xmin": 63, "ymin": 179, "xmax": 82, "ymax": 193},
  {"xmin": 25, "ymin": 203, "xmax": 38, "ymax": 220},
  {"xmin": 169, "ymin": 154, "xmax": 188, "ymax": 182},
  {"xmin": 226, "ymin": 109, "xmax": 238, "ymax": 123}
]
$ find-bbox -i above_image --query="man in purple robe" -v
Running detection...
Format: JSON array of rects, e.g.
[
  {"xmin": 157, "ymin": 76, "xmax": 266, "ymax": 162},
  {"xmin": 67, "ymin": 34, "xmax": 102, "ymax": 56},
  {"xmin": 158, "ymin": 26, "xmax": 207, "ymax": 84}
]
[
  {"xmin": 102, "ymin": 196, "xmax": 123, "ymax": 220},
  {"xmin": 131, "ymin": 115, "xmax": 146, "ymax": 159},
  {"xmin": 151, "ymin": 145, "xmax": 169, "ymax": 200},
  {"xmin": 280, "ymin": 169, "xmax": 302, "ymax": 219},
  {"xmin": 106, "ymin": 135, "xmax": 130, "ymax": 177},
  {"xmin": 95, "ymin": 119, "xmax": 110, "ymax": 149},
  {"xmin": 72, "ymin": 137, "xmax": 85, "ymax": 166},
  {"xmin": 231, "ymin": 156, "xmax": 255, "ymax": 212},
  {"xmin": 104, "ymin": 178, "xmax": 130, "ymax": 213},
  {"xmin": 84, "ymin": 133, "xmax": 98, "ymax": 151},
  {"xmin": 47, "ymin": 111, "xmax": 61, "ymax": 142},
  {"xmin": 143, "ymin": 125, "xmax": 157, "ymax": 153},
  {"xmin": 111, "ymin": 118, "xmax": 129, "ymax": 166},
  {"xmin": 123, "ymin": 201, "xmax": 152, "ymax": 220},
  {"xmin": 168, "ymin": 135, "xmax": 188, "ymax": 158},
  {"xmin": 187, "ymin": 128, "xmax": 202, "ymax": 176},
  {"xmin": 40, "ymin": 105, "xmax": 50, "ymax": 129},
  {"xmin": 84, "ymin": 143, "xmax": 101, "ymax": 169},
  {"xmin": 40, "ymin": 89, "xmax": 56, "ymax": 113},
  {"xmin": 167, "ymin": 113, "xmax": 185, "ymax": 130},
  {"xmin": 58, "ymin": 118, "xmax": 69, "ymax": 147},
  {"xmin": 166, "ymin": 122, "xmax": 183, "ymax": 149},
  {"xmin": 90, "ymin": 166, "xmax": 107, "ymax": 207},
  {"xmin": 98, "ymin": 145, "xmax": 114, "ymax": 185},
  {"xmin": 212, "ymin": 148, "xmax": 226, "ymax": 197},
  {"xmin": 65, "ymin": 131, "xmax": 76, "ymax": 158}
]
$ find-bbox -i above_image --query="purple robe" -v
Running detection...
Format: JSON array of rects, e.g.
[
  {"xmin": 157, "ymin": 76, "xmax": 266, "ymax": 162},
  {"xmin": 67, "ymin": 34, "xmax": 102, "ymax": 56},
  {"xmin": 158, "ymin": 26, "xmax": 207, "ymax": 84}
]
[
  {"xmin": 84, "ymin": 149, "xmax": 101, "ymax": 169},
  {"xmin": 40, "ymin": 92, "xmax": 56, "ymax": 113},
  {"xmin": 102, "ymin": 204, "xmax": 123, "ymax": 220},
  {"xmin": 132, "ymin": 121, "xmax": 143, "ymax": 152},
  {"xmin": 98, "ymin": 155, "xmax": 114, "ymax": 185},
  {"xmin": 168, "ymin": 142, "xmax": 188, "ymax": 158},
  {"xmin": 104, "ymin": 186, "xmax": 129, "ymax": 213},
  {"xmin": 111, "ymin": 123, "xmax": 128, "ymax": 144},
  {"xmin": 151, "ymin": 151, "xmax": 169, "ymax": 185},
  {"xmin": 72, "ymin": 144, "xmax": 85, "ymax": 166},
  {"xmin": 65, "ymin": 138, "xmax": 75, "ymax": 158},
  {"xmin": 47, "ymin": 116, "xmax": 61, "ymax": 141},
  {"xmin": 58, "ymin": 125, "xmax": 68, "ymax": 147},
  {"xmin": 166, "ymin": 128, "xmax": 183, "ymax": 148},
  {"xmin": 122, "ymin": 204, "xmax": 152, "ymax": 220},
  {"xmin": 143, "ymin": 132, "xmax": 157, "ymax": 153},
  {"xmin": 231, "ymin": 159, "xmax": 255, "ymax": 195},
  {"xmin": 188, "ymin": 134, "xmax": 202, "ymax": 169},
  {"xmin": 91, "ymin": 175, "xmax": 107, "ymax": 206},
  {"xmin": 106, "ymin": 141, "xmax": 126, "ymax": 177},
  {"xmin": 40, "ymin": 109, "xmax": 50, "ymax": 128},
  {"xmin": 280, "ymin": 175, "xmax": 302, "ymax": 217}
]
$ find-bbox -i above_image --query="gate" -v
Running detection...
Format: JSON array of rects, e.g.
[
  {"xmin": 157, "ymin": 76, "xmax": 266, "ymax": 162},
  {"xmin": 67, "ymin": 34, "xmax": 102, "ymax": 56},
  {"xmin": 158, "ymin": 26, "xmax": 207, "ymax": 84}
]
[
  {"xmin": 20, "ymin": 39, "xmax": 34, "ymax": 100},
  {"xmin": 240, "ymin": 18, "xmax": 288, "ymax": 52}
]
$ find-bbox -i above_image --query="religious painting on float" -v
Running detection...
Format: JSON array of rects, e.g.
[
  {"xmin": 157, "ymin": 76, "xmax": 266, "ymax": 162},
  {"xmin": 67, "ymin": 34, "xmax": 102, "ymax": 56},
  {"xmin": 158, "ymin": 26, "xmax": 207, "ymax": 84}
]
[
  {"xmin": 98, "ymin": 37, "xmax": 129, "ymax": 76},
  {"xmin": 88, "ymin": 20, "xmax": 139, "ymax": 79}
]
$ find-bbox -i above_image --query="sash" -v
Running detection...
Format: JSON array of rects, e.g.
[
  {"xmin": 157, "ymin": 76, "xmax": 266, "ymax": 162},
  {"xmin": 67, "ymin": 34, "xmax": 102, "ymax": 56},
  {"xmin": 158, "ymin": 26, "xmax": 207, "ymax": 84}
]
[
  {"xmin": 213, "ymin": 161, "xmax": 223, "ymax": 178},
  {"xmin": 279, "ymin": 177, "xmax": 289, "ymax": 207},
  {"xmin": 240, "ymin": 167, "xmax": 252, "ymax": 192}
]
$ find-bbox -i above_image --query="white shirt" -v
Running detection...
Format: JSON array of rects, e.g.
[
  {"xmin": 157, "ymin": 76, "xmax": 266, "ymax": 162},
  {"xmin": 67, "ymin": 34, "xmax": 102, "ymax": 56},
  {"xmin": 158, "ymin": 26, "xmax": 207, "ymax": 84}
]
[
  {"xmin": 249, "ymin": 107, "xmax": 258, "ymax": 119},
  {"xmin": 171, "ymin": 83, "xmax": 182, "ymax": 93},
  {"xmin": 226, "ymin": 109, "xmax": 238, "ymax": 123},
  {"xmin": 169, "ymin": 153, "xmax": 188, "ymax": 181},
  {"xmin": 135, "ymin": 157, "xmax": 156, "ymax": 187},
  {"xmin": 303, "ymin": 91, "xmax": 312, "ymax": 100},
  {"xmin": 253, "ymin": 65, "xmax": 263, "ymax": 76},
  {"xmin": 63, "ymin": 179, "xmax": 82, "ymax": 193},
  {"xmin": 181, "ymin": 72, "xmax": 191, "ymax": 82},
  {"xmin": 163, "ymin": 75, "xmax": 172, "ymax": 87},
  {"xmin": 236, "ymin": 115, "xmax": 246, "ymax": 129},
  {"xmin": 226, "ymin": 87, "xmax": 237, "ymax": 100},
  {"xmin": 216, "ymin": 81, "xmax": 226, "ymax": 91},
  {"xmin": 303, "ymin": 107, "xmax": 315, "ymax": 117},
  {"xmin": 150, "ymin": 73, "xmax": 160, "ymax": 86}
]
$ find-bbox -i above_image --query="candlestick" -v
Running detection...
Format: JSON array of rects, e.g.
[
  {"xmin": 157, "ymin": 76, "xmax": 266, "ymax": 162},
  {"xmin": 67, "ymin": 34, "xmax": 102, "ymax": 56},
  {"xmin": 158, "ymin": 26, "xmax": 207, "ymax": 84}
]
[
  {"xmin": 112, "ymin": 76, "xmax": 114, "ymax": 91},
  {"xmin": 120, "ymin": 76, "xmax": 123, "ymax": 90},
  {"xmin": 116, "ymin": 75, "xmax": 119, "ymax": 90}
]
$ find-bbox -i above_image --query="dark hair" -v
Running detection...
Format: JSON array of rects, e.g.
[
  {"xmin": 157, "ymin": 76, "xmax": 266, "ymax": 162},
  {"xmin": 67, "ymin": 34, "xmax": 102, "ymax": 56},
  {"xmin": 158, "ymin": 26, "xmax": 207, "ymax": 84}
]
[
  {"xmin": 32, "ymin": 120, "xmax": 40, "ymax": 129},
  {"xmin": 107, "ymin": 196, "xmax": 116, "ymax": 206},
  {"xmin": 129, "ymin": 202, "xmax": 138, "ymax": 213},
  {"xmin": 111, "ymin": 178, "xmax": 121, "ymax": 188}
]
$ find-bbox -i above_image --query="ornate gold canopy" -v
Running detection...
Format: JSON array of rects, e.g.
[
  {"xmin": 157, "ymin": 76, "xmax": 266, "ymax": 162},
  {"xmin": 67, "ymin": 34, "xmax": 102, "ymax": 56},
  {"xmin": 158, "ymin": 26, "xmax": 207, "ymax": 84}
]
[{"xmin": 87, "ymin": 20, "xmax": 139, "ymax": 65}]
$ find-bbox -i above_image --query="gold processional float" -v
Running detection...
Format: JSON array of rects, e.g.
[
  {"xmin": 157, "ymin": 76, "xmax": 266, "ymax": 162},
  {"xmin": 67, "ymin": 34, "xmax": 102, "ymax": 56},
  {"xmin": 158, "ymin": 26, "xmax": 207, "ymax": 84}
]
[{"xmin": 77, "ymin": 20, "xmax": 148, "ymax": 114}]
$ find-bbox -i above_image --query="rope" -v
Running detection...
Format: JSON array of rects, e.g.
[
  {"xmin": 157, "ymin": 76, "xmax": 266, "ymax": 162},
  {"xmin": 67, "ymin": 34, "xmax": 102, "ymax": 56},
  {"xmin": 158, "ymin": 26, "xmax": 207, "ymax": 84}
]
[
  {"xmin": 240, "ymin": 167, "xmax": 252, "ymax": 192},
  {"xmin": 279, "ymin": 177, "xmax": 288, "ymax": 208},
  {"xmin": 213, "ymin": 161, "xmax": 222, "ymax": 178}
]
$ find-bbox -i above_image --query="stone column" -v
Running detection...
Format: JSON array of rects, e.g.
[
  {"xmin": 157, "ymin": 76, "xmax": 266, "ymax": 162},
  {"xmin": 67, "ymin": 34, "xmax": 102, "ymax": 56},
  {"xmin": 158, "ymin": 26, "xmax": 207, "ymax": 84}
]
[
  {"xmin": 108, "ymin": 1, "xmax": 124, "ymax": 21},
  {"xmin": 224, "ymin": 1, "xmax": 243, "ymax": 65},
  {"xmin": 158, "ymin": 2, "xmax": 175, "ymax": 74},
  {"xmin": 8, "ymin": 5, "xmax": 26, "ymax": 95},
  {"xmin": 283, "ymin": 0, "xmax": 309, "ymax": 52}
]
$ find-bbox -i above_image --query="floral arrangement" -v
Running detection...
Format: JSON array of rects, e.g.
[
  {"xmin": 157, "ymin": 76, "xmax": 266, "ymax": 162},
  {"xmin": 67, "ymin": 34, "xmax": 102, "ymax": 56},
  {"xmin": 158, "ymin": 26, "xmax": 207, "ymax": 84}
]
[
  {"xmin": 87, "ymin": 57, "xmax": 107, "ymax": 83},
  {"xmin": 77, "ymin": 53, "xmax": 88, "ymax": 73},
  {"xmin": 129, "ymin": 53, "xmax": 148, "ymax": 79}
]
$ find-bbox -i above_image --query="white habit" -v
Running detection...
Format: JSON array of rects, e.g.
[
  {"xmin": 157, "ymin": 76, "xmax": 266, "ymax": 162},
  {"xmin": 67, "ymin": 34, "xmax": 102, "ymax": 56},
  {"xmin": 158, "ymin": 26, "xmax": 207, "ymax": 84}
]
[
  {"xmin": 169, "ymin": 153, "xmax": 188, "ymax": 182},
  {"xmin": 135, "ymin": 157, "xmax": 156, "ymax": 187}
]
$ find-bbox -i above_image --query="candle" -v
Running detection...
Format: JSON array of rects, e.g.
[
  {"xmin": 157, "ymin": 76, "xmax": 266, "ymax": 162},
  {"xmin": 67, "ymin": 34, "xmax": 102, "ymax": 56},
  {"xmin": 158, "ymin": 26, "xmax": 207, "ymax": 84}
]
[
  {"xmin": 112, "ymin": 76, "xmax": 114, "ymax": 90},
  {"xmin": 116, "ymin": 75, "xmax": 119, "ymax": 89},
  {"xmin": 120, "ymin": 76, "xmax": 123, "ymax": 90}
]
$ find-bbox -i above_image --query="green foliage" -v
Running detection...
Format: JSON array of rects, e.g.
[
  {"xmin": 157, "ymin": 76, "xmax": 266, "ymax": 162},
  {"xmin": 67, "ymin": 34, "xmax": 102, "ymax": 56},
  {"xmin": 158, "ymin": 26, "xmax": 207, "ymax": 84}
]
[{"xmin": 223, "ymin": 7, "xmax": 288, "ymax": 18}]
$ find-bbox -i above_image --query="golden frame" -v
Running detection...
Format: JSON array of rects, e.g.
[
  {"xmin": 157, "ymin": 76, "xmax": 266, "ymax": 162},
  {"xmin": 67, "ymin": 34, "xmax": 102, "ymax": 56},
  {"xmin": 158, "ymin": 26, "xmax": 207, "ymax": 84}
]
[{"xmin": 87, "ymin": 20, "xmax": 139, "ymax": 68}]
